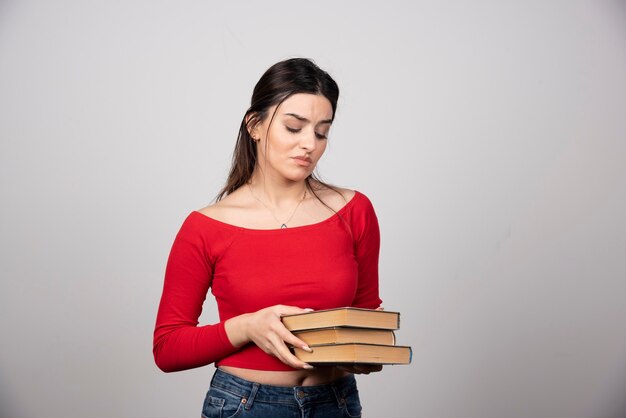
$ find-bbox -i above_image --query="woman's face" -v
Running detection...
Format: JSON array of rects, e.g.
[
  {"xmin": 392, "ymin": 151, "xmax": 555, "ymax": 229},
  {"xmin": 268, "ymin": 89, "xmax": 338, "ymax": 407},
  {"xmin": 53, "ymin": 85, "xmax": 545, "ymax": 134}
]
[{"xmin": 251, "ymin": 93, "xmax": 333, "ymax": 183}]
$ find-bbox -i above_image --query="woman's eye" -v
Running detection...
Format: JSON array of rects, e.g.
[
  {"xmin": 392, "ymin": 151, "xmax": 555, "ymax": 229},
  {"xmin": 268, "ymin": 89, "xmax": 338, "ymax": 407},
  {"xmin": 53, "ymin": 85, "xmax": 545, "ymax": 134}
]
[{"xmin": 286, "ymin": 126, "xmax": 327, "ymax": 140}]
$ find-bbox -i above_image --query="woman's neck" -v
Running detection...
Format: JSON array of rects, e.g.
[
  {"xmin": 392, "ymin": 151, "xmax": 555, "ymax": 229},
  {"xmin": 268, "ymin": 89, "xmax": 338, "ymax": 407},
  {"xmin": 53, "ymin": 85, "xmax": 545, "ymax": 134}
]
[{"xmin": 247, "ymin": 173, "xmax": 308, "ymax": 208}]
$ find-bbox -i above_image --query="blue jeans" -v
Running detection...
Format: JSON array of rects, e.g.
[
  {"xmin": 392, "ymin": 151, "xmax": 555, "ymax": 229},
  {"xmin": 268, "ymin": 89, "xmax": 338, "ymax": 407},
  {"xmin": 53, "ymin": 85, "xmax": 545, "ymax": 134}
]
[{"xmin": 201, "ymin": 368, "xmax": 363, "ymax": 418}]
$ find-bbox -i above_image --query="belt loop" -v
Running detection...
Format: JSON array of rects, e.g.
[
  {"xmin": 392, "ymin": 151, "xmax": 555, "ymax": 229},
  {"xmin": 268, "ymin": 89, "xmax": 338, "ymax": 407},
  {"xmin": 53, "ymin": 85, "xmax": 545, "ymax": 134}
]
[
  {"xmin": 331, "ymin": 383, "xmax": 344, "ymax": 409},
  {"xmin": 244, "ymin": 382, "xmax": 260, "ymax": 410}
]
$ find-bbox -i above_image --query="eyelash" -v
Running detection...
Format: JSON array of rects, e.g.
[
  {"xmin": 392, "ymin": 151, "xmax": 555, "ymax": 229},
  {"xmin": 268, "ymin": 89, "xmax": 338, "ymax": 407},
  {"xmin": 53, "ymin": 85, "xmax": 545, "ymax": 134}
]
[{"xmin": 286, "ymin": 126, "xmax": 327, "ymax": 140}]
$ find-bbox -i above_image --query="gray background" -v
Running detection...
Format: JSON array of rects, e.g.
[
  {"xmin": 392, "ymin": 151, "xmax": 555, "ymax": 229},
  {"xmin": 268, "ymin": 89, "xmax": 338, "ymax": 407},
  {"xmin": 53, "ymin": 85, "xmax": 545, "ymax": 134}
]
[{"xmin": 1, "ymin": 1, "xmax": 625, "ymax": 417}]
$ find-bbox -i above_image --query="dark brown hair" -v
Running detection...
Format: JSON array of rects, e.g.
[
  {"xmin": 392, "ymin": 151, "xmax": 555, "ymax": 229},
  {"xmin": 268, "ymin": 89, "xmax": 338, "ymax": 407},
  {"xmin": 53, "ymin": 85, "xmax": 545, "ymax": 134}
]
[{"xmin": 215, "ymin": 58, "xmax": 341, "ymax": 202}]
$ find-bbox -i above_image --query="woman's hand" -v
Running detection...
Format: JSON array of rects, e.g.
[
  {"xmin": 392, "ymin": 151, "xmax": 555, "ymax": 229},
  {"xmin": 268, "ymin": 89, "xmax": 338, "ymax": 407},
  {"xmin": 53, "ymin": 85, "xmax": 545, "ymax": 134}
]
[
  {"xmin": 336, "ymin": 364, "xmax": 384, "ymax": 374},
  {"xmin": 225, "ymin": 305, "xmax": 315, "ymax": 370}
]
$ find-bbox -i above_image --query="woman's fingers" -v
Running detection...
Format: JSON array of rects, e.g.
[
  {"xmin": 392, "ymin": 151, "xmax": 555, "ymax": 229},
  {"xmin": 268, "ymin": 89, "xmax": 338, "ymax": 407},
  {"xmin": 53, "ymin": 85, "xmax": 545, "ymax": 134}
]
[
  {"xmin": 268, "ymin": 315, "xmax": 312, "ymax": 352},
  {"xmin": 269, "ymin": 334, "xmax": 313, "ymax": 369},
  {"xmin": 281, "ymin": 328, "xmax": 312, "ymax": 351},
  {"xmin": 276, "ymin": 305, "xmax": 314, "ymax": 318},
  {"xmin": 246, "ymin": 305, "xmax": 316, "ymax": 369},
  {"xmin": 336, "ymin": 364, "xmax": 383, "ymax": 374}
]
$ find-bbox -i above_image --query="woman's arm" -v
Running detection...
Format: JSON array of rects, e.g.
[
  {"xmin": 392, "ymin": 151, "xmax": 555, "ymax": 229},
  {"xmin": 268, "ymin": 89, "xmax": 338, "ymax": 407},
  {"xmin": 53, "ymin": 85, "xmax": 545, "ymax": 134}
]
[
  {"xmin": 351, "ymin": 193, "xmax": 384, "ymax": 309},
  {"xmin": 153, "ymin": 215, "xmax": 314, "ymax": 372},
  {"xmin": 341, "ymin": 193, "xmax": 385, "ymax": 375},
  {"xmin": 224, "ymin": 305, "xmax": 315, "ymax": 370},
  {"xmin": 152, "ymin": 218, "xmax": 237, "ymax": 372}
]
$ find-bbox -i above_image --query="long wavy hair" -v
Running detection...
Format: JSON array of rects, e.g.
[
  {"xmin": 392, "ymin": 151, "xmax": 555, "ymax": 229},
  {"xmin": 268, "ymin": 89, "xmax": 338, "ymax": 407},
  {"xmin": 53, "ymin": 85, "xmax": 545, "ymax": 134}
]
[{"xmin": 215, "ymin": 58, "xmax": 342, "ymax": 203}]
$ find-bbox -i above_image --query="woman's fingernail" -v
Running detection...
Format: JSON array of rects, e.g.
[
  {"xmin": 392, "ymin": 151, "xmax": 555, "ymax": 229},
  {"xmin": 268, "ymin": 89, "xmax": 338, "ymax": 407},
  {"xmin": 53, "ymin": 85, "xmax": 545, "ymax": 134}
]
[
  {"xmin": 303, "ymin": 364, "xmax": 314, "ymax": 369},
  {"xmin": 304, "ymin": 308, "xmax": 314, "ymax": 312},
  {"xmin": 302, "ymin": 345, "xmax": 313, "ymax": 352}
]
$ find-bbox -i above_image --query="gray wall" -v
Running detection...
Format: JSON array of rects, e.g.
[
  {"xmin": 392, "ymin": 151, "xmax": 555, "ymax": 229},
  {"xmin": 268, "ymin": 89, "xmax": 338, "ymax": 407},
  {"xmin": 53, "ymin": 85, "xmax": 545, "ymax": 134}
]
[{"xmin": 1, "ymin": 1, "xmax": 625, "ymax": 417}]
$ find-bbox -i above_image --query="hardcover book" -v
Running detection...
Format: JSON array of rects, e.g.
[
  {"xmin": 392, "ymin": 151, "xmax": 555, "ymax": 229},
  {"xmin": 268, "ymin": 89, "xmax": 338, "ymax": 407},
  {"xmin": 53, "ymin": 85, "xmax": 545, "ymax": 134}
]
[
  {"xmin": 292, "ymin": 343, "xmax": 412, "ymax": 365},
  {"xmin": 281, "ymin": 307, "xmax": 400, "ymax": 332},
  {"xmin": 293, "ymin": 327, "xmax": 396, "ymax": 346}
]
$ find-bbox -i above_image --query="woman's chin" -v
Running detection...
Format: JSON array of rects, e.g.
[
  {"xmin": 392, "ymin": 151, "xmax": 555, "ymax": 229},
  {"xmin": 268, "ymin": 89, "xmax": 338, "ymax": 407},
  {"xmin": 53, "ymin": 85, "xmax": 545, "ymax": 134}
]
[{"xmin": 281, "ymin": 169, "xmax": 315, "ymax": 183}]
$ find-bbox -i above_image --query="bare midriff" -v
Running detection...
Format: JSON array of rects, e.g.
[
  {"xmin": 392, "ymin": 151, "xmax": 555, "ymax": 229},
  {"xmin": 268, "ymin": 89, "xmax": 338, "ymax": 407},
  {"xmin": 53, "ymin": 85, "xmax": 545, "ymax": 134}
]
[{"xmin": 218, "ymin": 366, "xmax": 351, "ymax": 387}]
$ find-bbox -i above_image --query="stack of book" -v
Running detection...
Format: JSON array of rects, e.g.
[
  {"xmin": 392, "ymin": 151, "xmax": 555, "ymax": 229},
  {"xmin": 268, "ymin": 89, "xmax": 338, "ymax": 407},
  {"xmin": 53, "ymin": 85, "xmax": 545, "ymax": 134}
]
[{"xmin": 281, "ymin": 307, "xmax": 412, "ymax": 365}]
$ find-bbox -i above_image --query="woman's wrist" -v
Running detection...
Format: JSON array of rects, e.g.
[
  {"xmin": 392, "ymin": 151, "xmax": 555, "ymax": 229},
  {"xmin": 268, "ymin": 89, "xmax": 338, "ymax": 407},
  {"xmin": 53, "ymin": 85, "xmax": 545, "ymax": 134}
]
[{"xmin": 224, "ymin": 313, "xmax": 252, "ymax": 348}]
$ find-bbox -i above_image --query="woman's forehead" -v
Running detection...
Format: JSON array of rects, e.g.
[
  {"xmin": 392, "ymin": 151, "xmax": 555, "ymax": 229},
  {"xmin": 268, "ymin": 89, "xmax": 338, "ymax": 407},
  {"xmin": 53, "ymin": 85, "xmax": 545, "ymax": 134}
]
[{"xmin": 277, "ymin": 93, "xmax": 333, "ymax": 120}]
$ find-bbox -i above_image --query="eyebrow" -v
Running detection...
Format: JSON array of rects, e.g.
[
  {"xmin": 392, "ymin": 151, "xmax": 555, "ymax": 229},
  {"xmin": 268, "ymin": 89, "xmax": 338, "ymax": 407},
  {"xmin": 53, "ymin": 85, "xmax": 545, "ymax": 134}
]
[{"xmin": 284, "ymin": 113, "xmax": 333, "ymax": 125}]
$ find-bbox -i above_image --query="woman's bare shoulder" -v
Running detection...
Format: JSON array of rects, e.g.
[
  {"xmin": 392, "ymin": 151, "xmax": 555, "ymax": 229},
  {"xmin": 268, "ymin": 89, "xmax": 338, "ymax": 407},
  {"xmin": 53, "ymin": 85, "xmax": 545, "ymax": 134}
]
[
  {"xmin": 310, "ymin": 182, "xmax": 356, "ymax": 211},
  {"xmin": 196, "ymin": 188, "xmax": 249, "ymax": 221},
  {"xmin": 196, "ymin": 202, "xmax": 226, "ymax": 220}
]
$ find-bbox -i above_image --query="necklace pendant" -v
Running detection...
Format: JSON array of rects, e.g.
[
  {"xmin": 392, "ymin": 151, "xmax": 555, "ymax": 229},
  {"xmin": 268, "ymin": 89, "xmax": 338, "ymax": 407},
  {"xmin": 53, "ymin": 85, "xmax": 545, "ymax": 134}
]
[{"xmin": 281, "ymin": 224, "xmax": 287, "ymax": 229}]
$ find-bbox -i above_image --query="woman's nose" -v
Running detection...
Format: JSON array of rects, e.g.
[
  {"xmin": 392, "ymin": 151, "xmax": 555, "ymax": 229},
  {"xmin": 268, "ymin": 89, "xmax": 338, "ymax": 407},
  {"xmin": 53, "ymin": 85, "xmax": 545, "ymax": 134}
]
[{"xmin": 299, "ymin": 129, "xmax": 317, "ymax": 151}]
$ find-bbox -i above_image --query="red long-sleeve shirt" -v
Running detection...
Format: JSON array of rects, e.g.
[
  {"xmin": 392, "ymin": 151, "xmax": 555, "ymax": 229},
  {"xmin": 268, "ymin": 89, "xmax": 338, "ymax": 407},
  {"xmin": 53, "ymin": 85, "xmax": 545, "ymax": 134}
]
[{"xmin": 153, "ymin": 191, "xmax": 382, "ymax": 372}]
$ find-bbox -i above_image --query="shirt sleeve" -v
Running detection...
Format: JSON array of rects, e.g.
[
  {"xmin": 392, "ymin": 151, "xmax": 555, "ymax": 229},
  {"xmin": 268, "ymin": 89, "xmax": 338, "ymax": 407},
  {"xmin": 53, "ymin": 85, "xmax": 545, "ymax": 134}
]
[
  {"xmin": 351, "ymin": 193, "xmax": 384, "ymax": 309},
  {"xmin": 152, "ymin": 215, "xmax": 238, "ymax": 373}
]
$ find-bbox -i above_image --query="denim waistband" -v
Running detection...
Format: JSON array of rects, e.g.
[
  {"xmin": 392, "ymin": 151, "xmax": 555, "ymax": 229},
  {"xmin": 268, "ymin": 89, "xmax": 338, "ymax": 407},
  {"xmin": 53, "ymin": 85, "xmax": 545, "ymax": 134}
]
[{"xmin": 209, "ymin": 368, "xmax": 357, "ymax": 409}]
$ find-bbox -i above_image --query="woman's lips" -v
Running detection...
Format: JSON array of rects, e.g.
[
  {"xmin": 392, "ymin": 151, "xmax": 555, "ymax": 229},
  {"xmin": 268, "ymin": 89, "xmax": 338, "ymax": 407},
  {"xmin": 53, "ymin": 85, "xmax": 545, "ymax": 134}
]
[{"xmin": 292, "ymin": 156, "xmax": 312, "ymax": 167}]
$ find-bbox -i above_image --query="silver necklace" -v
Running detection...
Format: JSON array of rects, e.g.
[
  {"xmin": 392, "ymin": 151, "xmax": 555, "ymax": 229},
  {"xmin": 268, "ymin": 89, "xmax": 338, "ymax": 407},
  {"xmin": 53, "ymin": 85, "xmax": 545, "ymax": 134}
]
[{"xmin": 247, "ymin": 184, "xmax": 307, "ymax": 229}]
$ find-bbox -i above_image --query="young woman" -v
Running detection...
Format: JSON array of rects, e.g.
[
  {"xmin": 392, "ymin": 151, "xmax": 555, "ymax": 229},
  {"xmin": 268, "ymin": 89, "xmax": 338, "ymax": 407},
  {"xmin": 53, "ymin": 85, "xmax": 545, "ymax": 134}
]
[{"xmin": 153, "ymin": 58, "xmax": 383, "ymax": 418}]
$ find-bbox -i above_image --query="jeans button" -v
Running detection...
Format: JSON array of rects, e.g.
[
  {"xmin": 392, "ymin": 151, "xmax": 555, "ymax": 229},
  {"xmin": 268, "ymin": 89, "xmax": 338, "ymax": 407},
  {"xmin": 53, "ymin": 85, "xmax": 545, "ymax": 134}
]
[{"xmin": 297, "ymin": 390, "xmax": 306, "ymax": 399}]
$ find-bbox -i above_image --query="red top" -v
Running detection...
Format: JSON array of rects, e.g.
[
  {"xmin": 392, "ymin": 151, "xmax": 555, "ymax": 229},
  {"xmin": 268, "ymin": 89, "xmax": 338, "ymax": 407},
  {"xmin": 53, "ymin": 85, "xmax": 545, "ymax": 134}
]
[{"xmin": 153, "ymin": 191, "xmax": 383, "ymax": 372}]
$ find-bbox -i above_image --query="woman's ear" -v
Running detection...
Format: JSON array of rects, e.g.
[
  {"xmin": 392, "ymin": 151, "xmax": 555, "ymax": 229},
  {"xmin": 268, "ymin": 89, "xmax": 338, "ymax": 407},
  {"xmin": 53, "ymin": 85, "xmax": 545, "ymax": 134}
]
[{"xmin": 245, "ymin": 112, "xmax": 259, "ymax": 138}]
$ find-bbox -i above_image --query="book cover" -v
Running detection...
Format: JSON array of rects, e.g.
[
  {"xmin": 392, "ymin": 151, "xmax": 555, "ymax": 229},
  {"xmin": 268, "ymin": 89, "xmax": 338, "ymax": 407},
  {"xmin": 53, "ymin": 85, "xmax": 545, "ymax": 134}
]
[
  {"xmin": 281, "ymin": 307, "xmax": 400, "ymax": 332},
  {"xmin": 293, "ymin": 327, "xmax": 396, "ymax": 346},
  {"xmin": 292, "ymin": 343, "xmax": 412, "ymax": 365}
]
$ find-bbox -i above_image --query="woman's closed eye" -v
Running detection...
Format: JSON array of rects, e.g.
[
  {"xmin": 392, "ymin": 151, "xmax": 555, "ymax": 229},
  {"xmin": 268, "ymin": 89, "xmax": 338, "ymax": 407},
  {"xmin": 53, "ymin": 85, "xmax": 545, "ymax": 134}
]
[{"xmin": 285, "ymin": 126, "xmax": 328, "ymax": 140}]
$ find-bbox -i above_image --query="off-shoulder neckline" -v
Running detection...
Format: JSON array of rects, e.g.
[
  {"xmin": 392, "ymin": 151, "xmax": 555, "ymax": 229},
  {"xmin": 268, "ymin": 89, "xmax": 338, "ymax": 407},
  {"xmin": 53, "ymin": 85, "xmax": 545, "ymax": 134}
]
[{"xmin": 190, "ymin": 190, "xmax": 362, "ymax": 232}]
